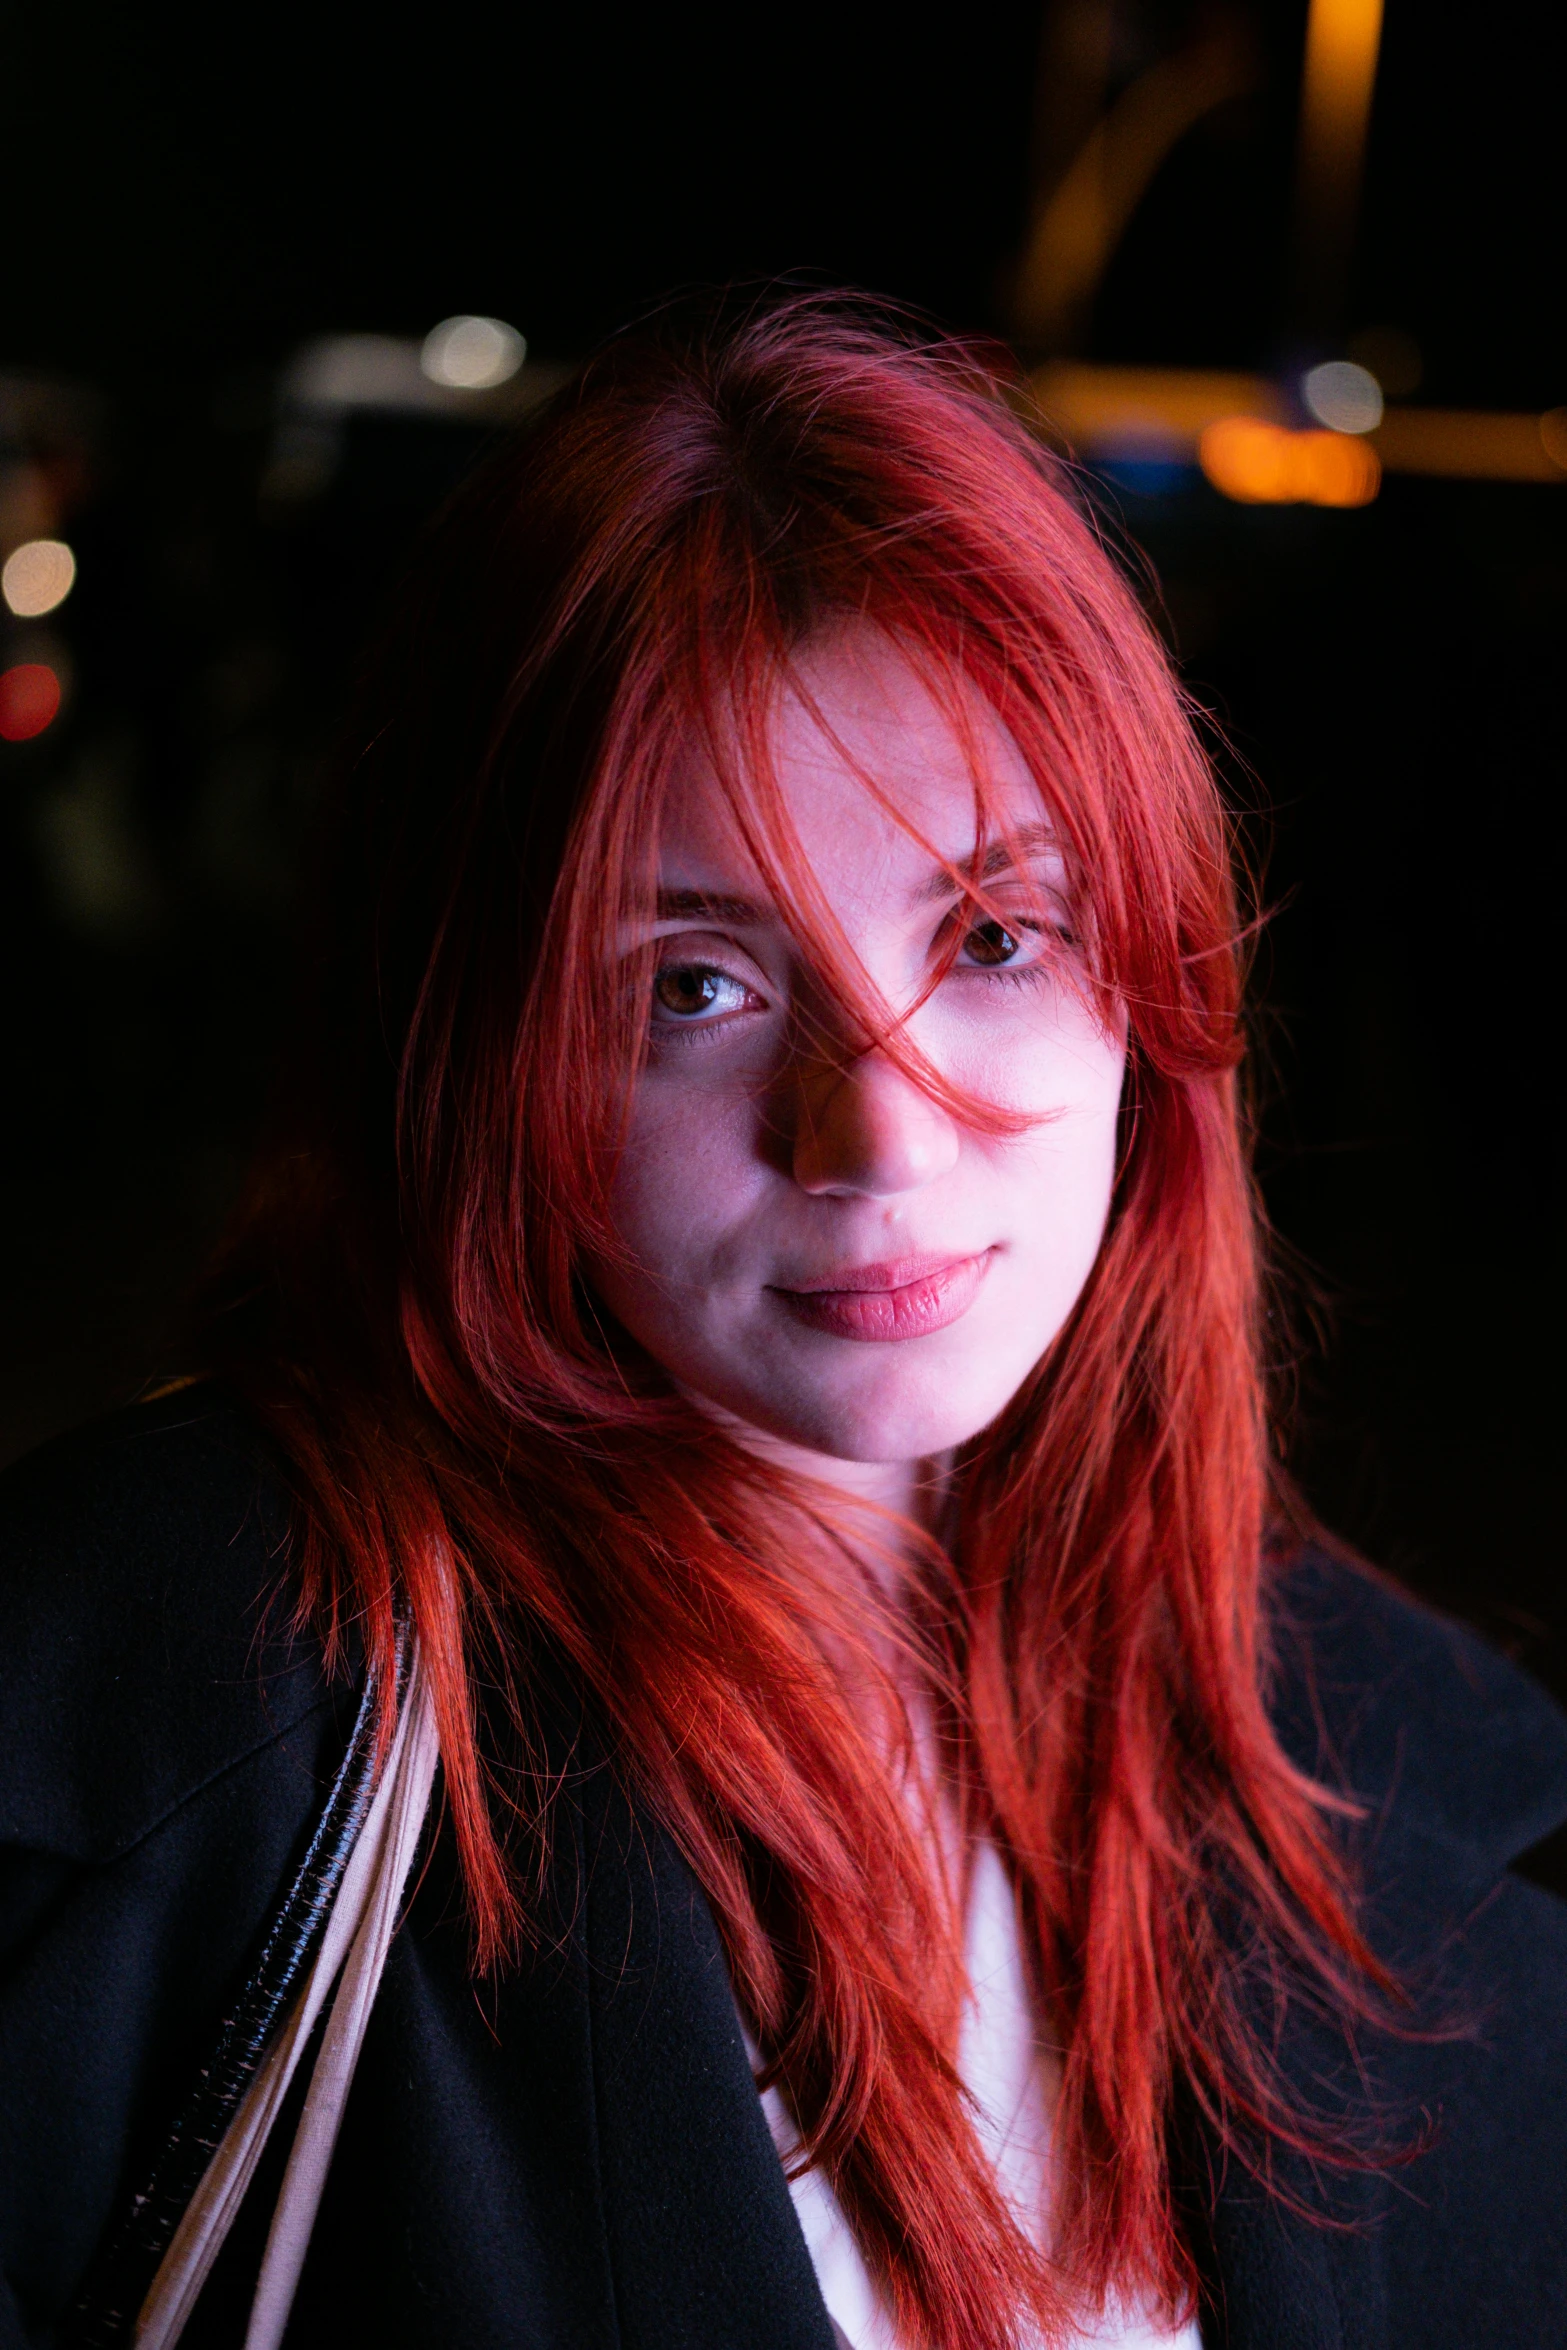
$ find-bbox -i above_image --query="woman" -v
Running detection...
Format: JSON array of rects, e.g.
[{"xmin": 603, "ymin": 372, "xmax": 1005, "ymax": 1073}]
[{"xmin": 2, "ymin": 299, "xmax": 1564, "ymax": 2350}]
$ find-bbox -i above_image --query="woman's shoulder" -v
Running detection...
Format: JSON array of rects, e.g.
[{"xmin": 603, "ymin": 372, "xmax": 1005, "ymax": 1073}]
[
  {"xmin": 0, "ymin": 1381, "xmax": 337, "ymax": 1865},
  {"xmin": 1267, "ymin": 1539, "xmax": 1567, "ymax": 1894}
]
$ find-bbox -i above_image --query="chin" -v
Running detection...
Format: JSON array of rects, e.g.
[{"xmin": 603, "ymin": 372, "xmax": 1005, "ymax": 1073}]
[{"xmin": 749, "ymin": 1367, "xmax": 1017, "ymax": 1468}]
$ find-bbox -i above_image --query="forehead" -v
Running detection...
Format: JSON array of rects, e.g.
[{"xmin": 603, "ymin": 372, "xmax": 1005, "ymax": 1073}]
[{"xmin": 659, "ymin": 628, "xmax": 1045, "ymax": 889}]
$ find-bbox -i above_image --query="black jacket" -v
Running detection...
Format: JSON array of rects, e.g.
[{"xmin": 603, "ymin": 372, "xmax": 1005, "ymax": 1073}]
[{"xmin": 2, "ymin": 1388, "xmax": 1565, "ymax": 2349}]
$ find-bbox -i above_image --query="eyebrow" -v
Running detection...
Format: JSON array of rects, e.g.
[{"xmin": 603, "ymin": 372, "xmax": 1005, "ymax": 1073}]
[
  {"xmin": 654, "ymin": 886, "xmax": 773, "ymax": 924},
  {"xmin": 651, "ymin": 826, "xmax": 1062, "ymax": 929},
  {"xmin": 912, "ymin": 823, "xmax": 1061, "ymax": 905}
]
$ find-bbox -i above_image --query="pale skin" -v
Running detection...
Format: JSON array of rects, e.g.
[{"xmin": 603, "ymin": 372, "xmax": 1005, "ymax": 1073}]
[{"xmin": 593, "ymin": 628, "xmax": 1128, "ymax": 1532}]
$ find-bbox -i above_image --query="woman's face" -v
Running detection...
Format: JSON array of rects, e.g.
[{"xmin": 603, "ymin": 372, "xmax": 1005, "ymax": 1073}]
[{"xmin": 593, "ymin": 630, "xmax": 1126, "ymax": 1491}]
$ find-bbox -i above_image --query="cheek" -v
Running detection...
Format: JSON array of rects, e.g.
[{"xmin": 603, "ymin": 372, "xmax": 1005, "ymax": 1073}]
[
  {"xmin": 996, "ymin": 1023, "xmax": 1125, "ymax": 1273},
  {"xmin": 959, "ymin": 989, "xmax": 1125, "ymax": 1131},
  {"xmin": 606, "ymin": 1075, "xmax": 762, "ymax": 1277},
  {"xmin": 936, "ymin": 968, "xmax": 1122, "ymax": 1096}
]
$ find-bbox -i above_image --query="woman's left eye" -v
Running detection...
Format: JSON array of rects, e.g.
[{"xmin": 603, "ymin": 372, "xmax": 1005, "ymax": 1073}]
[{"xmin": 957, "ymin": 917, "xmax": 1034, "ymax": 970}]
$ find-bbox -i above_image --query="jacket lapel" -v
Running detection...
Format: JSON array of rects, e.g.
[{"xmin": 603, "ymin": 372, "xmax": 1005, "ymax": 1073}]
[{"xmin": 577, "ymin": 1768, "xmax": 839, "ymax": 2350}]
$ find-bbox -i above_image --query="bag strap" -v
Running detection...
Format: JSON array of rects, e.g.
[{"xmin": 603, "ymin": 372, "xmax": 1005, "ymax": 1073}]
[
  {"xmin": 68, "ymin": 1657, "xmax": 389, "ymax": 2347},
  {"xmin": 133, "ymin": 1649, "xmax": 440, "ymax": 2348}
]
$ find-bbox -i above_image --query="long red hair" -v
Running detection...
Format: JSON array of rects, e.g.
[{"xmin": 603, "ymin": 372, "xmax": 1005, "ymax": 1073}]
[{"xmin": 210, "ymin": 297, "xmax": 1380, "ymax": 2347}]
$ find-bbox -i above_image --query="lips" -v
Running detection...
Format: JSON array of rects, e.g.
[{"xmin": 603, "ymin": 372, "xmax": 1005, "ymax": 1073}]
[{"xmin": 769, "ymin": 1250, "xmax": 995, "ymax": 1342}]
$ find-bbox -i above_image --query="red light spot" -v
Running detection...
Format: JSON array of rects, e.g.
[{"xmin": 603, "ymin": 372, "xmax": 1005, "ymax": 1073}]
[{"xmin": 0, "ymin": 663, "xmax": 62, "ymax": 741}]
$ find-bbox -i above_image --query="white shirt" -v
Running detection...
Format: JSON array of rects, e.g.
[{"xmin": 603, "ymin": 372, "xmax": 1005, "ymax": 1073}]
[{"xmin": 750, "ymin": 1839, "xmax": 1204, "ymax": 2350}]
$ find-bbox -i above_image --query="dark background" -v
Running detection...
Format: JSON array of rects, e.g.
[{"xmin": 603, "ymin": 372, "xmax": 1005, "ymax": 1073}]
[{"xmin": 1, "ymin": 4, "xmax": 1561, "ymax": 1680}]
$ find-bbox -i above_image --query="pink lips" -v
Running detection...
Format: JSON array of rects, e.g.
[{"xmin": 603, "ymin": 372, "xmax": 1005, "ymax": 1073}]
[{"xmin": 771, "ymin": 1251, "xmax": 995, "ymax": 1342}]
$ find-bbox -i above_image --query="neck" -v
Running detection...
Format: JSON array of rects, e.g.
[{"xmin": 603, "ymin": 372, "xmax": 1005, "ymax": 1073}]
[
  {"xmin": 766, "ymin": 1445, "xmax": 948, "ymax": 1531},
  {"xmin": 688, "ymin": 1393, "xmax": 953, "ymax": 1552}
]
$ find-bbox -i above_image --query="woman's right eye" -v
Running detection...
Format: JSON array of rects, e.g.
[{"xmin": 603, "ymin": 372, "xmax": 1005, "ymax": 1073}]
[{"xmin": 651, "ymin": 964, "xmax": 757, "ymax": 1024}]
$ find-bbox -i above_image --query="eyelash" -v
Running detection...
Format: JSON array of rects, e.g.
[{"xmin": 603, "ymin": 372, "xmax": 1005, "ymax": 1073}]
[{"xmin": 970, "ymin": 959, "xmax": 1047, "ymax": 993}]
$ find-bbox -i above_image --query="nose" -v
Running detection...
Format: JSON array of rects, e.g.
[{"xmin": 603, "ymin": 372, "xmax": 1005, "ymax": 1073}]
[{"xmin": 791, "ymin": 1050, "xmax": 960, "ymax": 1197}]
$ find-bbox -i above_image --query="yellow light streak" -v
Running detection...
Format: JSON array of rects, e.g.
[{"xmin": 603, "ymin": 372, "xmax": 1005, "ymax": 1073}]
[
  {"xmin": 1013, "ymin": 24, "xmax": 1257, "ymax": 350},
  {"xmin": 1291, "ymin": 0, "xmax": 1385, "ymax": 335},
  {"xmin": 1371, "ymin": 409, "xmax": 1567, "ymax": 483},
  {"xmin": 1300, "ymin": 0, "xmax": 1385, "ymax": 155},
  {"xmin": 1024, "ymin": 365, "xmax": 1567, "ymax": 489},
  {"xmin": 1024, "ymin": 365, "xmax": 1286, "ymax": 448}
]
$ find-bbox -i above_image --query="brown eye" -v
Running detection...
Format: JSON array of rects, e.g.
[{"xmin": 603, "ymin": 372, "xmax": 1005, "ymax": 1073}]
[
  {"xmin": 655, "ymin": 966, "xmax": 721, "ymax": 1014},
  {"xmin": 651, "ymin": 964, "xmax": 754, "ymax": 1022},
  {"xmin": 962, "ymin": 918, "xmax": 1022, "ymax": 967}
]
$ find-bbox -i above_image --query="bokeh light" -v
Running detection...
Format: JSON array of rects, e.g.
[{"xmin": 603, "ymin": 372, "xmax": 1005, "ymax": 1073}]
[
  {"xmin": 0, "ymin": 663, "xmax": 63, "ymax": 741},
  {"xmin": 1199, "ymin": 417, "xmax": 1381, "ymax": 506},
  {"xmin": 419, "ymin": 316, "xmax": 526, "ymax": 392},
  {"xmin": 1, "ymin": 538, "xmax": 77, "ymax": 618},
  {"xmin": 1302, "ymin": 361, "xmax": 1384, "ymax": 434}
]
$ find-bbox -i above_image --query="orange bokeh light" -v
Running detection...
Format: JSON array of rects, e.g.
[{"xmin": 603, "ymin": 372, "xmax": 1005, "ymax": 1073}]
[
  {"xmin": 0, "ymin": 663, "xmax": 63, "ymax": 742},
  {"xmin": 1198, "ymin": 416, "xmax": 1381, "ymax": 507}
]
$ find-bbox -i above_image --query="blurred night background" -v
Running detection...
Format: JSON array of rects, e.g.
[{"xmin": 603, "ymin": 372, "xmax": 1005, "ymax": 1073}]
[{"xmin": 0, "ymin": 5, "xmax": 1561, "ymax": 1681}]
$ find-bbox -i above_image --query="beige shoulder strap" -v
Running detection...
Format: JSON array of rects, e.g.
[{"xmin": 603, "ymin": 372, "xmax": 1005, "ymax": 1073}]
[{"xmin": 135, "ymin": 1654, "xmax": 440, "ymax": 2349}]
